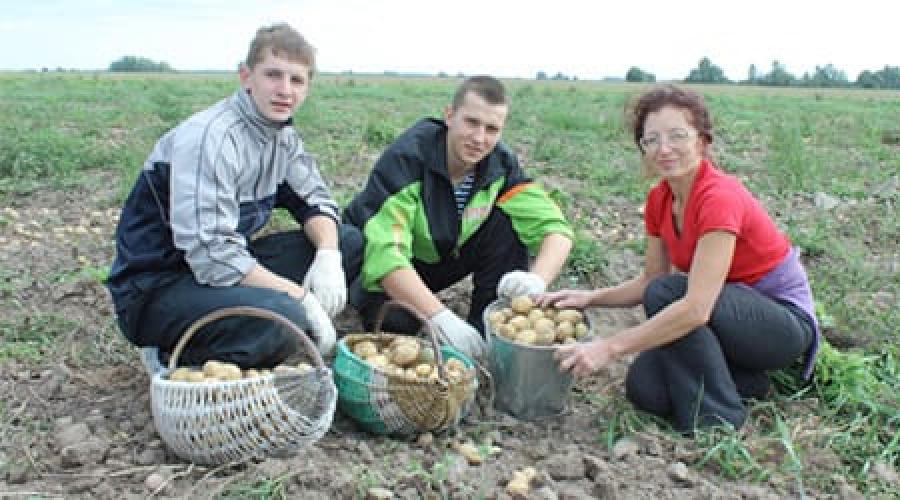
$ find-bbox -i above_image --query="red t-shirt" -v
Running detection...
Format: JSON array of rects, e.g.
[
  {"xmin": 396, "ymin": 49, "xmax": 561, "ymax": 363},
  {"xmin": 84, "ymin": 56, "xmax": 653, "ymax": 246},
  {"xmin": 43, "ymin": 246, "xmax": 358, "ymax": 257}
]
[{"xmin": 644, "ymin": 159, "xmax": 790, "ymax": 284}]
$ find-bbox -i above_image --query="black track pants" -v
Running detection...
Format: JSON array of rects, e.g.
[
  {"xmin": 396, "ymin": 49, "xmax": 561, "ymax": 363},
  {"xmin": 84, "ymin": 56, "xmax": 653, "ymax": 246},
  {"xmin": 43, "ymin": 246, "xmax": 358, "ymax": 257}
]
[
  {"xmin": 624, "ymin": 274, "xmax": 813, "ymax": 432},
  {"xmin": 119, "ymin": 225, "xmax": 363, "ymax": 368}
]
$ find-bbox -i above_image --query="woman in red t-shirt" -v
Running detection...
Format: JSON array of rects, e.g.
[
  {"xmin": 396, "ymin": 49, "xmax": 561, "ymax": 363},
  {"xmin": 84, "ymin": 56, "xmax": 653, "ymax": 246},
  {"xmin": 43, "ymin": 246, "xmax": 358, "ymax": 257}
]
[{"xmin": 537, "ymin": 85, "xmax": 817, "ymax": 433}]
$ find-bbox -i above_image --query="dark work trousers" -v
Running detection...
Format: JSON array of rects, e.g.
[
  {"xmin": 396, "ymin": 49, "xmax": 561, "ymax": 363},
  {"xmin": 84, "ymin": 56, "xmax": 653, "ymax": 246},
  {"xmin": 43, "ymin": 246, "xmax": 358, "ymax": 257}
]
[
  {"xmin": 624, "ymin": 274, "xmax": 814, "ymax": 432},
  {"xmin": 121, "ymin": 224, "xmax": 362, "ymax": 368},
  {"xmin": 349, "ymin": 209, "xmax": 529, "ymax": 336}
]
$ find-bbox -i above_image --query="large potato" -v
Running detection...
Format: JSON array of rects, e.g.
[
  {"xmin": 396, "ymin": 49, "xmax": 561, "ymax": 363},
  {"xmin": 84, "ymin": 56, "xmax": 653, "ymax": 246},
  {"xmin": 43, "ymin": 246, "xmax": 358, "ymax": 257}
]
[
  {"xmin": 184, "ymin": 370, "xmax": 207, "ymax": 383},
  {"xmin": 534, "ymin": 330, "xmax": 555, "ymax": 345},
  {"xmin": 508, "ymin": 315, "xmax": 531, "ymax": 332},
  {"xmin": 202, "ymin": 360, "xmax": 223, "ymax": 378},
  {"xmin": 353, "ymin": 340, "xmax": 379, "ymax": 359},
  {"xmin": 517, "ymin": 329, "xmax": 537, "ymax": 345},
  {"xmin": 555, "ymin": 321, "xmax": 575, "ymax": 342},
  {"xmin": 556, "ymin": 309, "xmax": 583, "ymax": 324},
  {"xmin": 203, "ymin": 360, "xmax": 241, "ymax": 380},
  {"xmin": 510, "ymin": 295, "xmax": 534, "ymax": 314},
  {"xmin": 414, "ymin": 363, "xmax": 433, "ymax": 378},
  {"xmin": 533, "ymin": 318, "xmax": 555, "ymax": 336},
  {"xmin": 487, "ymin": 310, "xmax": 507, "ymax": 326},
  {"xmin": 497, "ymin": 323, "xmax": 517, "ymax": 339},
  {"xmin": 169, "ymin": 367, "xmax": 193, "ymax": 381},
  {"xmin": 367, "ymin": 353, "xmax": 390, "ymax": 369},
  {"xmin": 391, "ymin": 341, "xmax": 420, "ymax": 366},
  {"xmin": 527, "ymin": 308, "xmax": 545, "ymax": 322}
]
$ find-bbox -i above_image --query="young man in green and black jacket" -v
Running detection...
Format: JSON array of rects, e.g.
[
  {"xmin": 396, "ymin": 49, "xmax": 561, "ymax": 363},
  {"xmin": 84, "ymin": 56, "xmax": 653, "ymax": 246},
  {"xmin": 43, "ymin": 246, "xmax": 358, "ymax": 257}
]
[{"xmin": 344, "ymin": 76, "xmax": 573, "ymax": 359}]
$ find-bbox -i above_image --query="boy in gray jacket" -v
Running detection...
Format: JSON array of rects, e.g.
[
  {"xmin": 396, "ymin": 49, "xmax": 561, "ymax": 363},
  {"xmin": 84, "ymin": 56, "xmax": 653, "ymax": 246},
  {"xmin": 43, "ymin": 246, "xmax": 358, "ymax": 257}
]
[{"xmin": 107, "ymin": 23, "xmax": 361, "ymax": 368}]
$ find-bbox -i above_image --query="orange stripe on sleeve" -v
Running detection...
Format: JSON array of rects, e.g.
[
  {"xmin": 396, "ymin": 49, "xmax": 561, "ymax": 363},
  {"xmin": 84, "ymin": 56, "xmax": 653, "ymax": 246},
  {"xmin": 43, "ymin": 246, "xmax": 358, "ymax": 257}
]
[{"xmin": 497, "ymin": 182, "xmax": 534, "ymax": 204}]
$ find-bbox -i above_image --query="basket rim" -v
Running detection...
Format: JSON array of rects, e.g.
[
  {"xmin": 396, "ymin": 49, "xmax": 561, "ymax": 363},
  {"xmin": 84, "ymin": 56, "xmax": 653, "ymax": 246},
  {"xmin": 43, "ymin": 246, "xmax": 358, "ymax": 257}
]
[
  {"xmin": 337, "ymin": 333, "xmax": 476, "ymax": 366},
  {"xmin": 167, "ymin": 306, "xmax": 325, "ymax": 372}
]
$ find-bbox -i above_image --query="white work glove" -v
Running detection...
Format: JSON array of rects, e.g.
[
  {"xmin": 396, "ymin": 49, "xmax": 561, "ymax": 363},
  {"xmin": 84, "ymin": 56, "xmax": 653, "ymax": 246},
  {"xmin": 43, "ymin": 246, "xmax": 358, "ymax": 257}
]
[
  {"xmin": 497, "ymin": 271, "xmax": 546, "ymax": 298},
  {"xmin": 298, "ymin": 292, "xmax": 337, "ymax": 356},
  {"xmin": 431, "ymin": 309, "xmax": 487, "ymax": 360},
  {"xmin": 302, "ymin": 249, "xmax": 346, "ymax": 318}
]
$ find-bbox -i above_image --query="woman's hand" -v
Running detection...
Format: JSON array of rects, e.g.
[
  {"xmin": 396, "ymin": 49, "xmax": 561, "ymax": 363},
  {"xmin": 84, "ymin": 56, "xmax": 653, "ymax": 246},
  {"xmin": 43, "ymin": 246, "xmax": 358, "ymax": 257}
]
[
  {"xmin": 554, "ymin": 338, "xmax": 617, "ymax": 378},
  {"xmin": 533, "ymin": 289, "xmax": 594, "ymax": 310}
]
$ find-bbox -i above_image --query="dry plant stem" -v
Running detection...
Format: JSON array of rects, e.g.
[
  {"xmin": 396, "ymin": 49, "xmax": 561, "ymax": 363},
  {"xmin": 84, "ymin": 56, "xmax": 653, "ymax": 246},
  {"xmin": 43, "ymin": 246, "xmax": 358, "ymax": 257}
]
[
  {"xmin": 148, "ymin": 463, "xmax": 194, "ymax": 498},
  {"xmin": 185, "ymin": 460, "xmax": 249, "ymax": 499}
]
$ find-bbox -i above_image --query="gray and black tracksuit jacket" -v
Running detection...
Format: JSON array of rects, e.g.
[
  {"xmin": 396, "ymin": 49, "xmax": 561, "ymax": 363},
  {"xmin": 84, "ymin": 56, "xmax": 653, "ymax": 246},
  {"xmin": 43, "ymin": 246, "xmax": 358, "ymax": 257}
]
[{"xmin": 107, "ymin": 88, "xmax": 338, "ymax": 317}]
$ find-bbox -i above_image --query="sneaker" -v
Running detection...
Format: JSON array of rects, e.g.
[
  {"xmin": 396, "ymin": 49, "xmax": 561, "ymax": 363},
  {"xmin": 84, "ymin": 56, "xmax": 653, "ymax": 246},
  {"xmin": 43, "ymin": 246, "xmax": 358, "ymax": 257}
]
[{"xmin": 139, "ymin": 347, "xmax": 165, "ymax": 376}]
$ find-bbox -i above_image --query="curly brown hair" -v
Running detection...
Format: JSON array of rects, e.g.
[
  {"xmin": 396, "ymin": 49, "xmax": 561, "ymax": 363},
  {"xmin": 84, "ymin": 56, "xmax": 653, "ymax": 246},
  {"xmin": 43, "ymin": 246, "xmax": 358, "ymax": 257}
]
[{"xmin": 626, "ymin": 85, "xmax": 713, "ymax": 154}]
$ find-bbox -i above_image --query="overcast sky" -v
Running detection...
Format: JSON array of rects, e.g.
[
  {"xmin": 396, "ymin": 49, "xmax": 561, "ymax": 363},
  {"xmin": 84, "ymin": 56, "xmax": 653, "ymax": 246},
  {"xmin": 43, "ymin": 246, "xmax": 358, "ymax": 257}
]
[{"xmin": 2, "ymin": 0, "xmax": 897, "ymax": 81}]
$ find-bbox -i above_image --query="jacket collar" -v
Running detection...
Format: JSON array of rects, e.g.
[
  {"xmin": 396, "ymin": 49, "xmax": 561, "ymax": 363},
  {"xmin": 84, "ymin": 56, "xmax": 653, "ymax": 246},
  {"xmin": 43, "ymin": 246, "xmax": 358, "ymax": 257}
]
[{"xmin": 231, "ymin": 88, "xmax": 292, "ymax": 142}]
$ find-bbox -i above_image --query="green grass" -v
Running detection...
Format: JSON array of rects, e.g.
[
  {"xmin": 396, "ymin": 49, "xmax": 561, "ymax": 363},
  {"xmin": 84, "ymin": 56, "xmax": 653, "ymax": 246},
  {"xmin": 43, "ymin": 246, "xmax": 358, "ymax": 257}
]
[
  {"xmin": 219, "ymin": 476, "xmax": 290, "ymax": 500},
  {"xmin": 0, "ymin": 313, "xmax": 78, "ymax": 361},
  {"xmin": 587, "ymin": 339, "xmax": 898, "ymax": 495}
]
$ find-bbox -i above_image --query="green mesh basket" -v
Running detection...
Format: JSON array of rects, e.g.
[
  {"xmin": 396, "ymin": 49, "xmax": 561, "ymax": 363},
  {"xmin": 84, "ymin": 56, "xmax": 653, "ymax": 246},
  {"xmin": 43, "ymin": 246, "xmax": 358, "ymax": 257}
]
[{"xmin": 333, "ymin": 301, "xmax": 477, "ymax": 435}]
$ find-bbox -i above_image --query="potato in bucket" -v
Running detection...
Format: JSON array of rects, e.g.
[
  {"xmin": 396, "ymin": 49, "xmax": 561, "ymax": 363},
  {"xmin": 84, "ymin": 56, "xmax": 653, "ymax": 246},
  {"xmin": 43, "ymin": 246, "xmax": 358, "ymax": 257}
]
[{"xmin": 484, "ymin": 297, "xmax": 594, "ymax": 420}]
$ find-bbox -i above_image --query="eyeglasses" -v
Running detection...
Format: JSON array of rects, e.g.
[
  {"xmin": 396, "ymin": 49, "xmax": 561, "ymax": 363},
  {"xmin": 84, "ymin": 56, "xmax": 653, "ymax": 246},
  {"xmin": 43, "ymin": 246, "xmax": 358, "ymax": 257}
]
[{"xmin": 639, "ymin": 128, "xmax": 696, "ymax": 152}]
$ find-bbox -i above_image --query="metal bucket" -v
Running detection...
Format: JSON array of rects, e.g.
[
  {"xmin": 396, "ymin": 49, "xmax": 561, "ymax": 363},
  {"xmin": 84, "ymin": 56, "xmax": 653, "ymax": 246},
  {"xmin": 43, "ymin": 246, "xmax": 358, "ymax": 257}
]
[{"xmin": 483, "ymin": 300, "xmax": 591, "ymax": 420}]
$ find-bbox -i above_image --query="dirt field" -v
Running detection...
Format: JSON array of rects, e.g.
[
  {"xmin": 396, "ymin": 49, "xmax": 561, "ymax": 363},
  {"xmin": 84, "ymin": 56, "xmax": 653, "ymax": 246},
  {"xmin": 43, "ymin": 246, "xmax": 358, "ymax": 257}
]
[{"xmin": 1, "ymin": 167, "xmax": 875, "ymax": 500}]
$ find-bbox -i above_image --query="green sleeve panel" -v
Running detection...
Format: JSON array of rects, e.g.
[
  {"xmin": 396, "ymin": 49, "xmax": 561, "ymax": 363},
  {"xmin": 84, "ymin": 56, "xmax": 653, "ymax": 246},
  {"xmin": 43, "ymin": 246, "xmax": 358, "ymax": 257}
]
[
  {"xmin": 361, "ymin": 182, "xmax": 439, "ymax": 292},
  {"xmin": 497, "ymin": 182, "xmax": 574, "ymax": 253}
]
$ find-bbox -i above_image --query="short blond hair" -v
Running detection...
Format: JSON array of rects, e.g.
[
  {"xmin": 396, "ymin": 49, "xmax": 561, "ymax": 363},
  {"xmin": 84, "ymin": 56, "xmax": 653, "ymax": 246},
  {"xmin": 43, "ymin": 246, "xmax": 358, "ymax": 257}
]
[{"xmin": 245, "ymin": 23, "xmax": 316, "ymax": 76}]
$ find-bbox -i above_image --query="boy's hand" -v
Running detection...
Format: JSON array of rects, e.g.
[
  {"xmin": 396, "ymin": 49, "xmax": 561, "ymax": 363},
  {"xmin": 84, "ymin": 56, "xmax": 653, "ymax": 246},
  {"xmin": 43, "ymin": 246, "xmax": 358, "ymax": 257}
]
[
  {"xmin": 303, "ymin": 249, "xmax": 346, "ymax": 317},
  {"xmin": 497, "ymin": 271, "xmax": 546, "ymax": 298},
  {"xmin": 297, "ymin": 293, "xmax": 337, "ymax": 355},
  {"xmin": 431, "ymin": 309, "xmax": 486, "ymax": 360}
]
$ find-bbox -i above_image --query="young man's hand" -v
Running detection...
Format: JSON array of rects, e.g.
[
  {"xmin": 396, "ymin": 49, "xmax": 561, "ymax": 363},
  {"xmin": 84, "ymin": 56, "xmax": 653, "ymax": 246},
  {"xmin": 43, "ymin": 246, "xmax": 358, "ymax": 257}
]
[
  {"xmin": 303, "ymin": 249, "xmax": 346, "ymax": 317},
  {"xmin": 431, "ymin": 309, "xmax": 486, "ymax": 360},
  {"xmin": 497, "ymin": 271, "xmax": 546, "ymax": 298},
  {"xmin": 297, "ymin": 293, "xmax": 337, "ymax": 355}
]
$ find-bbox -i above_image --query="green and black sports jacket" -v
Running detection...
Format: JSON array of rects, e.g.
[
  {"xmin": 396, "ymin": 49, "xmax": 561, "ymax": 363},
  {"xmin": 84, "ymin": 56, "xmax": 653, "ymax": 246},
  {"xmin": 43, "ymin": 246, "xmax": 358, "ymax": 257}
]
[{"xmin": 344, "ymin": 118, "xmax": 573, "ymax": 292}]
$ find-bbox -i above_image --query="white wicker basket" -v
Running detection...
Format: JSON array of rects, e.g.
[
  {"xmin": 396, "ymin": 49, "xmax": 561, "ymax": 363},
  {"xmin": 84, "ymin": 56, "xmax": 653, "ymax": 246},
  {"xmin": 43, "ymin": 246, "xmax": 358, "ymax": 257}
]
[{"xmin": 149, "ymin": 306, "xmax": 336, "ymax": 465}]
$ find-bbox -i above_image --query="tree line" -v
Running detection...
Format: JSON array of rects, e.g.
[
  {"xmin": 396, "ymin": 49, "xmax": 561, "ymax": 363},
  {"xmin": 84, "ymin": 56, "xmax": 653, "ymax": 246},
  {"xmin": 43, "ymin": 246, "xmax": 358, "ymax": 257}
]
[
  {"xmin": 108, "ymin": 55, "xmax": 173, "ymax": 72},
  {"xmin": 106, "ymin": 53, "xmax": 898, "ymax": 89},
  {"xmin": 625, "ymin": 57, "xmax": 900, "ymax": 89}
]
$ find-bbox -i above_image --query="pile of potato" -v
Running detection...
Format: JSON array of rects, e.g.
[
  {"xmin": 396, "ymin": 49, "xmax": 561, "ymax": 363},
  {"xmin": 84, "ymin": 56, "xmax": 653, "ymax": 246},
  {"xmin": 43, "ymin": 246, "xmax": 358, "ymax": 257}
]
[
  {"xmin": 167, "ymin": 360, "xmax": 313, "ymax": 383},
  {"xmin": 350, "ymin": 336, "xmax": 471, "ymax": 383},
  {"xmin": 487, "ymin": 296, "xmax": 589, "ymax": 346}
]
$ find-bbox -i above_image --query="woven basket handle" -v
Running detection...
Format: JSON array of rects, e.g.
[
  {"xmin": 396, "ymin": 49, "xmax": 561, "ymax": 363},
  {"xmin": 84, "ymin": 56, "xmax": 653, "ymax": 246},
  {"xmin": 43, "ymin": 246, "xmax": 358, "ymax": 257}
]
[
  {"xmin": 373, "ymin": 300, "xmax": 449, "ymax": 380},
  {"xmin": 167, "ymin": 306, "xmax": 325, "ymax": 372}
]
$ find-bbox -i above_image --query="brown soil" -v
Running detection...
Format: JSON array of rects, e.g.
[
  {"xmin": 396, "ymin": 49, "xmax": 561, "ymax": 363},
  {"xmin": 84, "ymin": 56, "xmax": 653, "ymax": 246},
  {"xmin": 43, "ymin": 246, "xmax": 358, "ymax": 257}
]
[{"xmin": 0, "ymin": 171, "xmax": 850, "ymax": 499}]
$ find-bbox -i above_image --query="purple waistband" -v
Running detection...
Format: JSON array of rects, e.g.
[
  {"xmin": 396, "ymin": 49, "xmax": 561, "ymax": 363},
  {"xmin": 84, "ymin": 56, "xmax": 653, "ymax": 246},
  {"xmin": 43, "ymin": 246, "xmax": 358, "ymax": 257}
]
[{"xmin": 750, "ymin": 247, "xmax": 820, "ymax": 379}]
